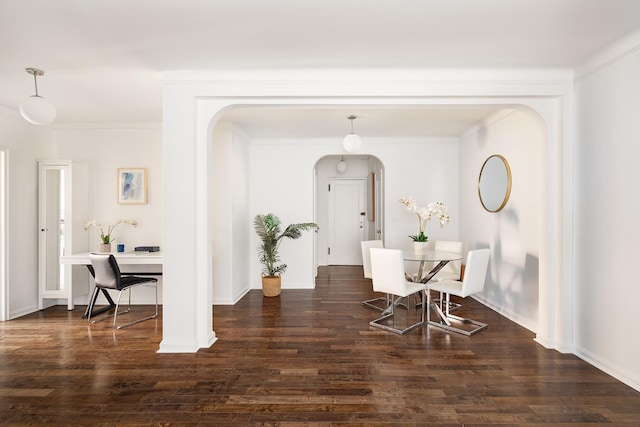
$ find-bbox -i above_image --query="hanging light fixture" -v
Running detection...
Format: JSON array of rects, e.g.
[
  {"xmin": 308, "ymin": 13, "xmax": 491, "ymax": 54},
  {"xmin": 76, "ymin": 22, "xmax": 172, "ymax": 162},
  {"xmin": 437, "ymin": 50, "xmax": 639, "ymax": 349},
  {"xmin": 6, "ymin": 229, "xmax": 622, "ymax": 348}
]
[
  {"xmin": 342, "ymin": 115, "xmax": 362, "ymax": 153},
  {"xmin": 20, "ymin": 67, "xmax": 56, "ymax": 125},
  {"xmin": 336, "ymin": 155, "xmax": 348, "ymax": 173}
]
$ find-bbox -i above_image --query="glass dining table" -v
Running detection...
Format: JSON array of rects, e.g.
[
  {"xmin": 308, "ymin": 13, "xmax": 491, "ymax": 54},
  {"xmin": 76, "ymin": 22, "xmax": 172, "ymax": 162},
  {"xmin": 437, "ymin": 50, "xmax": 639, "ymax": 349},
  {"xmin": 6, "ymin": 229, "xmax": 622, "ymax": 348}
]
[
  {"xmin": 402, "ymin": 250, "xmax": 462, "ymax": 284},
  {"xmin": 376, "ymin": 250, "xmax": 463, "ymax": 317},
  {"xmin": 402, "ymin": 250, "xmax": 463, "ymax": 317}
]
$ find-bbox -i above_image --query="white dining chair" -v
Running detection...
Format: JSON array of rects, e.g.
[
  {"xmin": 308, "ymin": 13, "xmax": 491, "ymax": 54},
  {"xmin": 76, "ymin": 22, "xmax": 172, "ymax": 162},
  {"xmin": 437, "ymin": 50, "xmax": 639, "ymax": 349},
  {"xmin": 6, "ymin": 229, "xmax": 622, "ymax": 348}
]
[
  {"xmin": 432, "ymin": 240, "xmax": 463, "ymax": 281},
  {"xmin": 369, "ymin": 248, "xmax": 426, "ymax": 334},
  {"xmin": 427, "ymin": 248, "xmax": 490, "ymax": 336},
  {"xmin": 431, "ymin": 240, "xmax": 464, "ymax": 312},
  {"xmin": 361, "ymin": 240, "xmax": 388, "ymax": 311}
]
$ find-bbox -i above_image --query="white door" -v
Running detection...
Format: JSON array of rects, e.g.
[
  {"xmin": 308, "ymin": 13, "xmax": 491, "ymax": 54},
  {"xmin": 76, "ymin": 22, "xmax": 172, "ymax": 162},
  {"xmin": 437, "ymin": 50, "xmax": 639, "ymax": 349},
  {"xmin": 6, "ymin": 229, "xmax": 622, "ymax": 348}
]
[
  {"xmin": 328, "ymin": 178, "xmax": 365, "ymax": 265},
  {"xmin": 38, "ymin": 165, "xmax": 65, "ymax": 300}
]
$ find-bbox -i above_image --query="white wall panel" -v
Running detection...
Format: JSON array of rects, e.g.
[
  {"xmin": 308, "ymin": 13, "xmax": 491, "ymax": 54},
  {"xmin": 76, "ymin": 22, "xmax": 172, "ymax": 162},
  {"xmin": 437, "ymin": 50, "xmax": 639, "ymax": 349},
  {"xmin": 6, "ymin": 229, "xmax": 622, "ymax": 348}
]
[
  {"xmin": 459, "ymin": 110, "xmax": 544, "ymax": 332},
  {"xmin": 0, "ymin": 113, "xmax": 53, "ymax": 319},
  {"xmin": 574, "ymin": 47, "xmax": 640, "ymax": 390}
]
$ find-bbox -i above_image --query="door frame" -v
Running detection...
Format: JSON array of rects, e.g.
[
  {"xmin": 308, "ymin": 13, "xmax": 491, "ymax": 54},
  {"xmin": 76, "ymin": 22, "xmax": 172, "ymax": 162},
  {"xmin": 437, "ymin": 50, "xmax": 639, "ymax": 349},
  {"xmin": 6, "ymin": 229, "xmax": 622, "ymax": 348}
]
[
  {"xmin": 314, "ymin": 155, "xmax": 385, "ymax": 269},
  {"xmin": 0, "ymin": 148, "xmax": 7, "ymax": 321},
  {"xmin": 327, "ymin": 177, "xmax": 366, "ymax": 265}
]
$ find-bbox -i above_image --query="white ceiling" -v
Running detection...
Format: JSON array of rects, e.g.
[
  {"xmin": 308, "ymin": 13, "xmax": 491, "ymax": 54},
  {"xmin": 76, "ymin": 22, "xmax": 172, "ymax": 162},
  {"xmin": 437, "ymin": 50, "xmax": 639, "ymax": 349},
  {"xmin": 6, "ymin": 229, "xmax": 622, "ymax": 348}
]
[
  {"xmin": 1, "ymin": 0, "xmax": 639, "ymax": 137},
  {"xmin": 218, "ymin": 106, "xmax": 502, "ymax": 139}
]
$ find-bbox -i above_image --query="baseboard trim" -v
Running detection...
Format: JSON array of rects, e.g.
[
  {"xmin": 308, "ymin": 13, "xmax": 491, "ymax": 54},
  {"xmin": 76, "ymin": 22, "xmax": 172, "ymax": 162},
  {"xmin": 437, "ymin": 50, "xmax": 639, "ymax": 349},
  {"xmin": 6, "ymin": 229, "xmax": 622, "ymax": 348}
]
[
  {"xmin": 574, "ymin": 345, "xmax": 640, "ymax": 393},
  {"xmin": 157, "ymin": 339, "xmax": 200, "ymax": 353}
]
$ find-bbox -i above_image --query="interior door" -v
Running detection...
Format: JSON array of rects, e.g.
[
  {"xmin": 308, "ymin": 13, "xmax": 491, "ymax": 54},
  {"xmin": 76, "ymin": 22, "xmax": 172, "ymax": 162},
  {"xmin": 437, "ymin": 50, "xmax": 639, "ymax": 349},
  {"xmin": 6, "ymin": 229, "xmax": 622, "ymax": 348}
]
[
  {"xmin": 38, "ymin": 160, "xmax": 90, "ymax": 311},
  {"xmin": 40, "ymin": 166, "xmax": 65, "ymax": 292},
  {"xmin": 328, "ymin": 178, "xmax": 365, "ymax": 265}
]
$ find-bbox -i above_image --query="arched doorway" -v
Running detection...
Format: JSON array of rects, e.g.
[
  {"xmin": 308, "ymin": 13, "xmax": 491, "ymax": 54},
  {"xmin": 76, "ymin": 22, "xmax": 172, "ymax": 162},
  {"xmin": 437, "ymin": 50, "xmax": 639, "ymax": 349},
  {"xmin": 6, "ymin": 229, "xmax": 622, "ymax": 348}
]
[
  {"xmin": 314, "ymin": 155, "xmax": 384, "ymax": 268},
  {"xmin": 160, "ymin": 84, "xmax": 569, "ymax": 355}
]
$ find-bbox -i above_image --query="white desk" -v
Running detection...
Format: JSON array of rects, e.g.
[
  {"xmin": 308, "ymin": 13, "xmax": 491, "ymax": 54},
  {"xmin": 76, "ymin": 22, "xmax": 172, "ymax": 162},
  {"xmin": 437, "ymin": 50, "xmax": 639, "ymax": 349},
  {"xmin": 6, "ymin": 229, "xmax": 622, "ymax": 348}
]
[
  {"xmin": 60, "ymin": 251, "xmax": 163, "ymax": 318},
  {"xmin": 61, "ymin": 251, "xmax": 163, "ymax": 266}
]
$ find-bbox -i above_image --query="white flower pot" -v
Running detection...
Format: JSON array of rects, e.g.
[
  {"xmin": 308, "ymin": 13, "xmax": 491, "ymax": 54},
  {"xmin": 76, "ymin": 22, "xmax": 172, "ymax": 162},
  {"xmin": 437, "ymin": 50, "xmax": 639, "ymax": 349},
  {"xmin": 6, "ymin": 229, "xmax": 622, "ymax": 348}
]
[
  {"xmin": 99, "ymin": 243, "xmax": 112, "ymax": 253},
  {"xmin": 413, "ymin": 241, "xmax": 429, "ymax": 254}
]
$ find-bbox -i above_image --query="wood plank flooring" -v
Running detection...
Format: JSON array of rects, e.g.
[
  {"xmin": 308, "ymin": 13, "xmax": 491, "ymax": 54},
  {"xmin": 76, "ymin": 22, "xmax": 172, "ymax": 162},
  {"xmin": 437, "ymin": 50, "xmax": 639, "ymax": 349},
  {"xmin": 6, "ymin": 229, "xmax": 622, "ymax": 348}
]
[{"xmin": 1, "ymin": 265, "xmax": 639, "ymax": 426}]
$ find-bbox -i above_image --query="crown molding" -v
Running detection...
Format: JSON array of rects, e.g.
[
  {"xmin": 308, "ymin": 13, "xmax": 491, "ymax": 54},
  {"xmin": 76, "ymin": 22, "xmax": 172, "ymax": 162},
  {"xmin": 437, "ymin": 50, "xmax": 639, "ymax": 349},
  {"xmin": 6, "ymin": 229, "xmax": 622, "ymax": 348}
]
[
  {"xmin": 52, "ymin": 122, "xmax": 162, "ymax": 130},
  {"xmin": 574, "ymin": 28, "xmax": 640, "ymax": 81}
]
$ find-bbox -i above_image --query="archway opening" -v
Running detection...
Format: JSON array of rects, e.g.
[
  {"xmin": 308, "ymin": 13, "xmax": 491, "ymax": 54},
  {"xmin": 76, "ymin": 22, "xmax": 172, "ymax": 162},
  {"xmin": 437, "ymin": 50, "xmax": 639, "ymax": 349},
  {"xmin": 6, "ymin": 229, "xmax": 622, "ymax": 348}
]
[
  {"xmin": 314, "ymin": 154, "xmax": 385, "ymax": 270},
  {"xmin": 177, "ymin": 98, "xmax": 558, "ymax": 355}
]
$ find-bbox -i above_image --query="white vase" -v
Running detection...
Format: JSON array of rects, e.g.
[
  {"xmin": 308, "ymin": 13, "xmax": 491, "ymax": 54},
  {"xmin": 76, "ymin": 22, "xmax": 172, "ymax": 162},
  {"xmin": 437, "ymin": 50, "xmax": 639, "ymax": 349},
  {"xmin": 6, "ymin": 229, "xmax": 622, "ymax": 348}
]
[
  {"xmin": 413, "ymin": 241, "xmax": 430, "ymax": 254},
  {"xmin": 99, "ymin": 243, "xmax": 112, "ymax": 253}
]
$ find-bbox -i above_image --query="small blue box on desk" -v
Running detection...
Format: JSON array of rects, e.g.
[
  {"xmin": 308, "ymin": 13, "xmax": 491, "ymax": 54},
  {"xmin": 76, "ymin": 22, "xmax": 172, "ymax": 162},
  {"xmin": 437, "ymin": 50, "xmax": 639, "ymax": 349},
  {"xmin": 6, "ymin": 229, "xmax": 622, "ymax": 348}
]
[{"xmin": 134, "ymin": 246, "xmax": 160, "ymax": 252}]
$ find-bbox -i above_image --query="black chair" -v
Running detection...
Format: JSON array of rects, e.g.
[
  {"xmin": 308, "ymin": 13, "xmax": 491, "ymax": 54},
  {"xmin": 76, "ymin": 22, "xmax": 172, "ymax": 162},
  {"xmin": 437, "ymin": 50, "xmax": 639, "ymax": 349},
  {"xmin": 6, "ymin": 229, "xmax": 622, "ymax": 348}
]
[{"xmin": 88, "ymin": 253, "xmax": 158, "ymax": 329}]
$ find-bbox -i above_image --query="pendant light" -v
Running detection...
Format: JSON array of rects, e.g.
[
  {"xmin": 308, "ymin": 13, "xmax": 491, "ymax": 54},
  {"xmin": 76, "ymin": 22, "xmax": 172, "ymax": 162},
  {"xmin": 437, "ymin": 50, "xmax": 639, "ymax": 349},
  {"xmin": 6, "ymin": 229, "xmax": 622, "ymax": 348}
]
[
  {"xmin": 342, "ymin": 115, "xmax": 362, "ymax": 153},
  {"xmin": 336, "ymin": 155, "xmax": 348, "ymax": 173},
  {"xmin": 20, "ymin": 68, "xmax": 56, "ymax": 125}
]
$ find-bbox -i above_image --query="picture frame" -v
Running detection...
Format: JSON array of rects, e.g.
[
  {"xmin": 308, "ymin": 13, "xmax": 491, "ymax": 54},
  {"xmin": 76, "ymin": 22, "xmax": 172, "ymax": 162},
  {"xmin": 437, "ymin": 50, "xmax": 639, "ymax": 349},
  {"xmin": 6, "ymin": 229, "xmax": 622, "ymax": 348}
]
[{"xmin": 118, "ymin": 168, "xmax": 147, "ymax": 204}]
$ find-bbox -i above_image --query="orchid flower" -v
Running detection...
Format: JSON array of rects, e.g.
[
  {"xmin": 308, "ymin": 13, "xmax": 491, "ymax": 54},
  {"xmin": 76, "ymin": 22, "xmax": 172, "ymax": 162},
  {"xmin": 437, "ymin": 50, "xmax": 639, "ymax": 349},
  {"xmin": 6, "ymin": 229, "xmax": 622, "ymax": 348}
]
[{"xmin": 399, "ymin": 197, "xmax": 450, "ymax": 242}]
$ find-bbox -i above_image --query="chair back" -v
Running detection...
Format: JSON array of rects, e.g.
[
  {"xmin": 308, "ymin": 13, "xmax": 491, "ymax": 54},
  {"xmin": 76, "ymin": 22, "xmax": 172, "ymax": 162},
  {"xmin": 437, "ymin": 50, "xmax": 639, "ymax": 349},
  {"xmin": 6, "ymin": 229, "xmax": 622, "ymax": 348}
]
[
  {"xmin": 361, "ymin": 240, "xmax": 384, "ymax": 279},
  {"xmin": 370, "ymin": 248, "xmax": 407, "ymax": 295},
  {"xmin": 90, "ymin": 253, "xmax": 122, "ymax": 290},
  {"xmin": 460, "ymin": 249, "xmax": 491, "ymax": 297},
  {"xmin": 434, "ymin": 240, "xmax": 463, "ymax": 280}
]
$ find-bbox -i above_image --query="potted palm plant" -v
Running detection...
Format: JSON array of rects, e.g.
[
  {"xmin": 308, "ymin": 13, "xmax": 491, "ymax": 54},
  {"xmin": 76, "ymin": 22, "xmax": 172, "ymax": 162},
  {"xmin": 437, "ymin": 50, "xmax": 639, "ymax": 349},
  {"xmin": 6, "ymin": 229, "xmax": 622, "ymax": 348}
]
[{"xmin": 254, "ymin": 213, "xmax": 317, "ymax": 297}]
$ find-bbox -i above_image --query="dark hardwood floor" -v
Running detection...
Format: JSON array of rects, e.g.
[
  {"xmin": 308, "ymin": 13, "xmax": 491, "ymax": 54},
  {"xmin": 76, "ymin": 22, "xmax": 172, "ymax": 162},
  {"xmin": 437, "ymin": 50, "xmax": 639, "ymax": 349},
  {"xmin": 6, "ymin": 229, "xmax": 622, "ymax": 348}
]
[{"xmin": 1, "ymin": 266, "xmax": 639, "ymax": 426}]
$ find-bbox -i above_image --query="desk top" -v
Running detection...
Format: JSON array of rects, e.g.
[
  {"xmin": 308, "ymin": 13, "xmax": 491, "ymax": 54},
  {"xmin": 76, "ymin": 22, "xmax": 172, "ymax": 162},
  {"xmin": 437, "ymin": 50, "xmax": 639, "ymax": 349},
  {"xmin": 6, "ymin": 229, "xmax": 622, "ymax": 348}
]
[
  {"xmin": 403, "ymin": 250, "xmax": 462, "ymax": 262},
  {"xmin": 60, "ymin": 251, "xmax": 163, "ymax": 265}
]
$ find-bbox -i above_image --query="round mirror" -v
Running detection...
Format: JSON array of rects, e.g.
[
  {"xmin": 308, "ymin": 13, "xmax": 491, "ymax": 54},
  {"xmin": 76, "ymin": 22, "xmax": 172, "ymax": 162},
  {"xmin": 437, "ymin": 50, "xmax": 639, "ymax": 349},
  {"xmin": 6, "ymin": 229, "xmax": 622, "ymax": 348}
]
[{"xmin": 478, "ymin": 154, "xmax": 512, "ymax": 212}]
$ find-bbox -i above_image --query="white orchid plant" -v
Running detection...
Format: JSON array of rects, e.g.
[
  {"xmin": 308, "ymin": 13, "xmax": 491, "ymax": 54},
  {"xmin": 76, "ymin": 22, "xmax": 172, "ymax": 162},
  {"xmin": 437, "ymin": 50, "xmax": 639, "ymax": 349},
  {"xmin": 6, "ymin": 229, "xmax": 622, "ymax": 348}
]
[
  {"xmin": 399, "ymin": 197, "xmax": 450, "ymax": 242},
  {"xmin": 84, "ymin": 219, "xmax": 138, "ymax": 244}
]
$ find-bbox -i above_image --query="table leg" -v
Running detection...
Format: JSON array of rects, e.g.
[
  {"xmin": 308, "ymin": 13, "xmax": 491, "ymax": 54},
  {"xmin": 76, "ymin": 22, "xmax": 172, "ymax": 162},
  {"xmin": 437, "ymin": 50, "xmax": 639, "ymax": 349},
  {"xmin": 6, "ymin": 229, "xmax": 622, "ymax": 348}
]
[
  {"xmin": 429, "ymin": 293, "xmax": 452, "ymax": 326},
  {"xmin": 419, "ymin": 260, "xmax": 449, "ymax": 283},
  {"xmin": 421, "ymin": 260, "xmax": 462, "ymax": 312},
  {"xmin": 409, "ymin": 260, "xmax": 450, "ymax": 309}
]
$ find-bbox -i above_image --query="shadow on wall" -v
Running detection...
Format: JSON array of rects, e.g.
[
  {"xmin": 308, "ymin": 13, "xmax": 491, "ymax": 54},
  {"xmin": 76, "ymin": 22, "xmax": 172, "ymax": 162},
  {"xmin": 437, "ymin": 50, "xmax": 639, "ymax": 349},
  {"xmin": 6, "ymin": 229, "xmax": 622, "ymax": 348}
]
[
  {"xmin": 522, "ymin": 253, "xmax": 539, "ymax": 316},
  {"xmin": 482, "ymin": 206, "xmax": 539, "ymax": 329}
]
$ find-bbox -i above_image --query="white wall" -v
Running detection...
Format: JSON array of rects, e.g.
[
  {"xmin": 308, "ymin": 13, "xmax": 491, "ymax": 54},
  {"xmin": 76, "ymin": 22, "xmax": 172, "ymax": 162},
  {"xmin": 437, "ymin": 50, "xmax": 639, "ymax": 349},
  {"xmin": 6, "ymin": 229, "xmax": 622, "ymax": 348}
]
[
  {"xmin": 210, "ymin": 124, "xmax": 234, "ymax": 304},
  {"xmin": 211, "ymin": 123, "xmax": 251, "ymax": 304},
  {"xmin": 231, "ymin": 128, "xmax": 251, "ymax": 304},
  {"xmin": 574, "ymin": 46, "xmax": 640, "ymax": 390},
  {"xmin": 248, "ymin": 139, "xmax": 321, "ymax": 289},
  {"xmin": 0, "ymin": 111, "xmax": 53, "ymax": 318},
  {"xmin": 53, "ymin": 124, "xmax": 163, "ymax": 304},
  {"xmin": 247, "ymin": 136, "xmax": 460, "ymax": 291},
  {"xmin": 459, "ymin": 110, "xmax": 544, "ymax": 332},
  {"xmin": 377, "ymin": 137, "xmax": 460, "ymax": 251}
]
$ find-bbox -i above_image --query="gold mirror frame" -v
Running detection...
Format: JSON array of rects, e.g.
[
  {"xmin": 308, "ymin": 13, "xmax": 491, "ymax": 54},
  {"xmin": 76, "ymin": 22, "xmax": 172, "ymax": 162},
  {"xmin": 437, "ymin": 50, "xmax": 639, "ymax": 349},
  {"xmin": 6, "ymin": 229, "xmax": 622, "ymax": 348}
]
[{"xmin": 478, "ymin": 154, "xmax": 512, "ymax": 213}]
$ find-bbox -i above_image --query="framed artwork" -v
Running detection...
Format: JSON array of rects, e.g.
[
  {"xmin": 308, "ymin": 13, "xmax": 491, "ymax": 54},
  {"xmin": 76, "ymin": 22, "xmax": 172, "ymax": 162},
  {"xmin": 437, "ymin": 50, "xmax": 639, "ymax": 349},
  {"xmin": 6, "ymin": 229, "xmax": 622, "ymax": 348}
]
[{"xmin": 118, "ymin": 168, "xmax": 147, "ymax": 204}]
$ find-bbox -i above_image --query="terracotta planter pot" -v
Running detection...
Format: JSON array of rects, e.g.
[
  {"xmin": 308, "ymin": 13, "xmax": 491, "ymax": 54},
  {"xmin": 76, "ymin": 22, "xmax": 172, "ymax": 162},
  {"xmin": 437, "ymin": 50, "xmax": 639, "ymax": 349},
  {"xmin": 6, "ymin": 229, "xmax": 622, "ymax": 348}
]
[{"xmin": 261, "ymin": 275, "xmax": 281, "ymax": 297}]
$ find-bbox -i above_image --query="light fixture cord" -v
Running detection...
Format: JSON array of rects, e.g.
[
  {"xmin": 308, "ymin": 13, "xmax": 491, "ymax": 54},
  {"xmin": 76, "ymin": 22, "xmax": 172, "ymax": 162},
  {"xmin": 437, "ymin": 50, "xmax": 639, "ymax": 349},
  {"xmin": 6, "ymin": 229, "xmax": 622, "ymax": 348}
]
[{"xmin": 32, "ymin": 72, "xmax": 39, "ymax": 97}]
